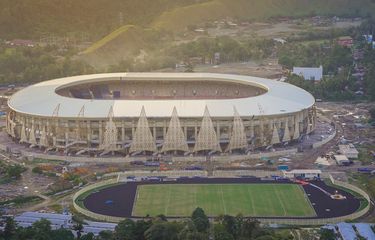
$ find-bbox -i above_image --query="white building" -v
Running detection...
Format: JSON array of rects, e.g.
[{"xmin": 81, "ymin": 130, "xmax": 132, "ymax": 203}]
[
  {"xmin": 339, "ymin": 144, "xmax": 359, "ymax": 159},
  {"xmin": 283, "ymin": 169, "xmax": 322, "ymax": 179},
  {"xmin": 334, "ymin": 154, "xmax": 350, "ymax": 166},
  {"xmin": 292, "ymin": 66, "xmax": 323, "ymax": 81}
]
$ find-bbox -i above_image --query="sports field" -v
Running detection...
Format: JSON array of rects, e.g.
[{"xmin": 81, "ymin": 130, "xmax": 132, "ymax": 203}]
[{"xmin": 132, "ymin": 183, "xmax": 316, "ymax": 217}]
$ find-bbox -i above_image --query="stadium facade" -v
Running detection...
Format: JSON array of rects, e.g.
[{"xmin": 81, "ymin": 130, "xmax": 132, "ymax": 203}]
[{"xmin": 6, "ymin": 73, "xmax": 316, "ymax": 155}]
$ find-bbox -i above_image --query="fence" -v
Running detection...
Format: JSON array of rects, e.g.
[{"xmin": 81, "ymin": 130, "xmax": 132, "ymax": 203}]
[
  {"xmin": 213, "ymin": 170, "xmax": 281, "ymax": 178},
  {"xmin": 73, "ymin": 178, "xmax": 125, "ymax": 222},
  {"xmin": 103, "ymin": 170, "xmax": 208, "ymax": 179},
  {"xmin": 73, "ymin": 174, "xmax": 371, "ymax": 225},
  {"xmin": 312, "ymin": 131, "xmax": 336, "ymax": 149}
]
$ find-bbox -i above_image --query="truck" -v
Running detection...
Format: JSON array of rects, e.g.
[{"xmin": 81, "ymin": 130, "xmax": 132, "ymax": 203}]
[{"xmin": 277, "ymin": 165, "xmax": 289, "ymax": 171}]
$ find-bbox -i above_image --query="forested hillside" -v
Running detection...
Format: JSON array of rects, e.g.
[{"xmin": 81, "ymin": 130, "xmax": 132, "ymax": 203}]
[
  {"xmin": 0, "ymin": 0, "xmax": 374, "ymax": 39},
  {"xmin": 152, "ymin": 0, "xmax": 375, "ymax": 31},
  {"xmin": 0, "ymin": 0, "xmax": 203, "ymax": 39}
]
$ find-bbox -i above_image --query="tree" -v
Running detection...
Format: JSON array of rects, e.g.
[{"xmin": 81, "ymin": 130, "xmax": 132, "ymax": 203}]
[
  {"xmin": 191, "ymin": 207, "xmax": 209, "ymax": 233},
  {"xmin": 80, "ymin": 233, "xmax": 95, "ymax": 240},
  {"xmin": 254, "ymin": 236, "xmax": 275, "ymax": 240},
  {"xmin": 178, "ymin": 220, "xmax": 207, "ymax": 240},
  {"xmin": 6, "ymin": 164, "xmax": 26, "ymax": 179},
  {"xmin": 97, "ymin": 230, "xmax": 114, "ymax": 240},
  {"xmin": 113, "ymin": 219, "xmax": 136, "ymax": 240},
  {"xmin": 370, "ymin": 107, "xmax": 375, "ymax": 121},
  {"xmin": 50, "ymin": 228, "xmax": 75, "ymax": 240},
  {"xmin": 73, "ymin": 223, "xmax": 84, "ymax": 240},
  {"xmin": 32, "ymin": 166, "xmax": 43, "ymax": 174},
  {"xmin": 214, "ymin": 224, "xmax": 234, "ymax": 240},
  {"xmin": 32, "ymin": 218, "xmax": 52, "ymax": 240},
  {"xmin": 319, "ymin": 229, "xmax": 336, "ymax": 240},
  {"xmin": 240, "ymin": 218, "xmax": 260, "ymax": 239},
  {"xmin": 3, "ymin": 217, "xmax": 16, "ymax": 239},
  {"xmin": 184, "ymin": 62, "xmax": 194, "ymax": 72},
  {"xmin": 144, "ymin": 222, "xmax": 180, "ymax": 240},
  {"xmin": 134, "ymin": 220, "xmax": 152, "ymax": 240},
  {"xmin": 221, "ymin": 215, "xmax": 238, "ymax": 238}
]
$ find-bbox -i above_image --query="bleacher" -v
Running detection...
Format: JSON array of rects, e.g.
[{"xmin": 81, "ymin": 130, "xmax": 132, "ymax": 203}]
[
  {"xmin": 69, "ymin": 89, "xmax": 92, "ymax": 99},
  {"xmin": 57, "ymin": 80, "xmax": 265, "ymax": 100}
]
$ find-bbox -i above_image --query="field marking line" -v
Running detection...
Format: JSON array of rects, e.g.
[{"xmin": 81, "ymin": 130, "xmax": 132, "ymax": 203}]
[
  {"xmin": 293, "ymin": 186, "xmax": 308, "ymax": 215},
  {"xmin": 273, "ymin": 185, "xmax": 287, "ymax": 217},
  {"xmin": 219, "ymin": 185, "xmax": 227, "ymax": 214},
  {"xmin": 265, "ymin": 184, "xmax": 278, "ymax": 216},
  {"xmin": 246, "ymin": 185, "xmax": 256, "ymax": 216},
  {"xmin": 165, "ymin": 185, "xmax": 172, "ymax": 216}
]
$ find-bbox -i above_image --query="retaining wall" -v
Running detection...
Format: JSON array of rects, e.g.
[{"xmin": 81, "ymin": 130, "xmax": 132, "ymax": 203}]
[{"xmin": 312, "ymin": 131, "xmax": 336, "ymax": 149}]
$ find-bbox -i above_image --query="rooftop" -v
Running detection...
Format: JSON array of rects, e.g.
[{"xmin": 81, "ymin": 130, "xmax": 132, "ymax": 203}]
[{"xmin": 8, "ymin": 73, "xmax": 315, "ymax": 119}]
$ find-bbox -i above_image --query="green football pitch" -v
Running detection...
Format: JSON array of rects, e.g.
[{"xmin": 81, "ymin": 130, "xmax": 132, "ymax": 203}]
[{"xmin": 132, "ymin": 183, "xmax": 316, "ymax": 217}]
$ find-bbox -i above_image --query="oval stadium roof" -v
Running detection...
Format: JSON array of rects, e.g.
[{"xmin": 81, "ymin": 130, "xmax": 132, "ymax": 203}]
[{"xmin": 8, "ymin": 73, "xmax": 315, "ymax": 119}]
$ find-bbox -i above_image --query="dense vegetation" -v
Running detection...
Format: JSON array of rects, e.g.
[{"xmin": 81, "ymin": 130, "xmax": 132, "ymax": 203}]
[
  {"xmin": 0, "ymin": 208, "xmax": 334, "ymax": 240},
  {"xmin": 0, "ymin": 161, "xmax": 26, "ymax": 183},
  {"xmin": 1, "ymin": 0, "xmax": 374, "ymax": 40},
  {"xmin": 0, "ymin": 46, "xmax": 94, "ymax": 84},
  {"xmin": 280, "ymin": 19, "xmax": 375, "ymax": 101},
  {"xmin": 0, "ymin": 0, "xmax": 199, "ymax": 39},
  {"xmin": 152, "ymin": 0, "xmax": 375, "ymax": 32},
  {"xmin": 168, "ymin": 36, "xmax": 274, "ymax": 62}
]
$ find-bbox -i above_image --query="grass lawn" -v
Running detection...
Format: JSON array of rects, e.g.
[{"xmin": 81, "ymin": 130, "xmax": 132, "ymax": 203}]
[{"xmin": 132, "ymin": 184, "xmax": 316, "ymax": 217}]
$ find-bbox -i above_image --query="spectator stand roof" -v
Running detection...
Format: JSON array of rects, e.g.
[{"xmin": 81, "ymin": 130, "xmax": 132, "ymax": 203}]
[{"xmin": 9, "ymin": 73, "xmax": 315, "ymax": 119}]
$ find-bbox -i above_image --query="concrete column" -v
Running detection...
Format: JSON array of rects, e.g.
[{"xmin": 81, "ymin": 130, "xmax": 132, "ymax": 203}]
[
  {"xmin": 194, "ymin": 122, "xmax": 198, "ymax": 140},
  {"xmin": 55, "ymin": 120, "xmax": 59, "ymax": 138},
  {"xmin": 65, "ymin": 121, "xmax": 69, "ymax": 142},
  {"xmin": 99, "ymin": 121, "xmax": 103, "ymax": 144},
  {"xmin": 259, "ymin": 121, "xmax": 264, "ymax": 147},
  {"xmin": 184, "ymin": 127, "xmax": 187, "ymax": 140},
  {"xmin": 46, "ymin": 119, "xmax": 50, "ymax": 135},
  {"xmin": 87, "ymin": 122, "xmax": 91, "ymax": 142},
  {"xmin": 216, "ymin": 121, "xmax": 220, "ymax": 141},
  {"xmin": 153, "ymin": 127, "xmax": 157, "ymax": 141},
  {"xmin": 121, "ymin": 121, "xmax": 125, "ymax": 142},
  {"xmin": 131, "ymin": 120, "xmax": 135, "ymax": 138},
  {"xmin": 163, "ymin": 120, "xmax": 167, "ymax": 137}
]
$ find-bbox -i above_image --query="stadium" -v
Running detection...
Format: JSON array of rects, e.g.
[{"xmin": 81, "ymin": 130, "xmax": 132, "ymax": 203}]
[{"xmin": 6, "ymin": 73, "xmax": 316, "ymax": 155}]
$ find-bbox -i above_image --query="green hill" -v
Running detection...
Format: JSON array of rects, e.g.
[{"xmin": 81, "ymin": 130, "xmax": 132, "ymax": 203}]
[
  {"xmin": 0, "ymin": 0, "xmax": 199, "ymax": 39},
  {"xmin": 152, "ymin": 0, "xmax": 375, "ymax": 31},
  {"xmin": 81, "ymin": 0, "xmax": 375, "ymax": 66},
  {"xmin": 1, "ymin": 0, "xmax": 374, "ymax": 39},
  {"xmin": 3, "ymin": 0, "xmax": 373, "ymax": 67},
  {"xmin": 83, "ymin": 25, "xmax": 137, "ymax": 55},
  {"xmin": 80, "ymin": 26, "xmax": 165, "ymax": 67}
]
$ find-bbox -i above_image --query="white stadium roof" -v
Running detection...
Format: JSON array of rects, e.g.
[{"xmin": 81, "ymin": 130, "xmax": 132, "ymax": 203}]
[{"xmin": 8, "ymin": 73, "xmax": 315, "ymax": 119}]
